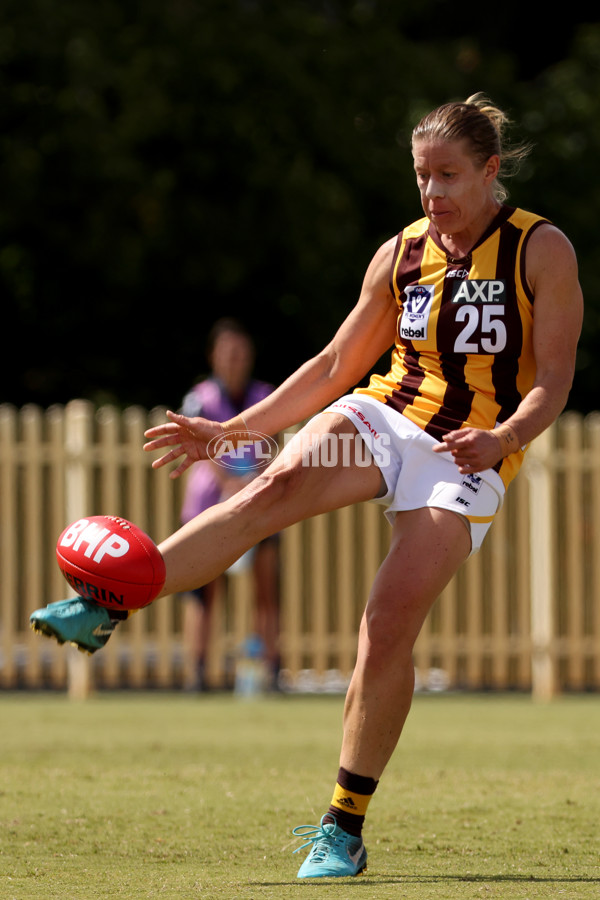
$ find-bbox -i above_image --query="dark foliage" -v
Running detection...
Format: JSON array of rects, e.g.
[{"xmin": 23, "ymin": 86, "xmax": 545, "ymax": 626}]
[{"xmin": 0, "ymin": 2, "xmax": 596, "ymax": 410}]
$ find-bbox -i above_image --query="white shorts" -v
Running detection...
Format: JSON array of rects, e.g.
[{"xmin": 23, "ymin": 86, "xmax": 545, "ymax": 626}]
[{"xmin": 323, "ymin": 394, "xmax": 505, "ymax": 555}]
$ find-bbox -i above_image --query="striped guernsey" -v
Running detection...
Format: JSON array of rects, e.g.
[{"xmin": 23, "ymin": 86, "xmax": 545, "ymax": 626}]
[{"xmin": 355, "ymin": 206, "xmax": 550, "ymax": 488}]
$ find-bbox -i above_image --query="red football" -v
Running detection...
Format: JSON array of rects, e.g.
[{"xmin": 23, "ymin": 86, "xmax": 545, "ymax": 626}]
[{"xmin": 56, "ymin": 515, "xmax": 166, "ymax": 611}]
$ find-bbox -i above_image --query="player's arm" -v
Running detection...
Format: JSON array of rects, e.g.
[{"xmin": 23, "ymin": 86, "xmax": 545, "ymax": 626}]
[
  {"xmin": 503, "ymin": 225, "xmax": 583, "ymax": 441},
  {"xmin": 144, "ymin": 238, "xmax": 399, "ymax": 477},
  {"xmin": 434, "ymin": 224, "xmax": 583, "ymax": 473}
]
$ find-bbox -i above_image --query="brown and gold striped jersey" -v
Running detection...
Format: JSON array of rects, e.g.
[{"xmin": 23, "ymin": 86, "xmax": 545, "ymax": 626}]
[{"xmin": 355, "ymin": 206, "xmax": 549, "ymax": 487}]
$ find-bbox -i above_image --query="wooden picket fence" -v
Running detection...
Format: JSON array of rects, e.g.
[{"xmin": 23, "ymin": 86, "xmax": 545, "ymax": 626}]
[{"xmin": 1, "ymin": 400, "xmax": 599, "ymax": 698}]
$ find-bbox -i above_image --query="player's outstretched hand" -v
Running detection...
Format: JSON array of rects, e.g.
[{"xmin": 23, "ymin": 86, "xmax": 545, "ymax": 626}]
[{"xmin": 143, "ymin": 411, "xmax": 223, "ymax": 479}]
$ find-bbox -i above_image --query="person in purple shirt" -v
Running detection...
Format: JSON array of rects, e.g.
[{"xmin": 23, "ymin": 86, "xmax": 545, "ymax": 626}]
[{"xmin": 179, "ymin": 318, "xmax": 279, "ymax": 691}]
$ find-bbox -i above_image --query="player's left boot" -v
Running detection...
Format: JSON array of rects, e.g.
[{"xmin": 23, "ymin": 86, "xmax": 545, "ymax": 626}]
[
  {"xmin": 30, "ymin": 598, "xmax": 124, "ymax": 654},
  {"xmin": 293, "ymin": 815, "xmax": 367, "ymax": 878}
]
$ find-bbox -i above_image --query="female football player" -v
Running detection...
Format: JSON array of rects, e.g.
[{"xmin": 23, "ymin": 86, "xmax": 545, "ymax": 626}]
[{"xmin": 32, "ymin": 94, "xmax": 583, "ymax": 879}]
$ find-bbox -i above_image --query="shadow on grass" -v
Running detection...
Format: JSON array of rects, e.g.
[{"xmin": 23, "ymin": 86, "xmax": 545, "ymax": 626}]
[{"xmin": 255, "ymin": 873, "xmax": 600, "ymax": 887}]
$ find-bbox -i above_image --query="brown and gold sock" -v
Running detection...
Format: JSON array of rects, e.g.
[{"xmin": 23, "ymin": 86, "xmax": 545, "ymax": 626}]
[{"xmin": 323, "ymin": 767, "xmax": 378, "ymax": 837}]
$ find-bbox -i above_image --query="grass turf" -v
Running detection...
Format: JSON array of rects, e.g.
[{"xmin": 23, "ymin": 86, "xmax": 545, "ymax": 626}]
[{"xmin": 0, "ymin": 691, "xmax": 599, "ymax": 899}]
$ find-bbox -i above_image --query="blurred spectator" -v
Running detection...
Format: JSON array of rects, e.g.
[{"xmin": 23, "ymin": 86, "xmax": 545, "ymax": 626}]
[{"xmin": 179, "ymin": 318, "xmax": 280, "ymax": 691}]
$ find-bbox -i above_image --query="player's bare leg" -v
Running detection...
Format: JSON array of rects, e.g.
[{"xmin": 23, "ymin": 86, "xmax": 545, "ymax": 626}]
[
  {"xmin": 294, "ymin": 505, "xmax": 470, "ymax": 878},
  {"xmin": 157, "ymin": 414, "xmax": 382, "ymax": 597},
  {"xmin": 341, "ymin": 506, "xmax": 471, "ymax": 779},
  {"xmin": 30, "ymin": 414, "xmax": 382, "ymax": 652}
]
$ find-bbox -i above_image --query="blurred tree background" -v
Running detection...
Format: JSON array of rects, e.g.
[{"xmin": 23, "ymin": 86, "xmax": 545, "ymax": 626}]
[{"xmin": 1, "ymin": 0, "xmax": 597, "ymax": 411}]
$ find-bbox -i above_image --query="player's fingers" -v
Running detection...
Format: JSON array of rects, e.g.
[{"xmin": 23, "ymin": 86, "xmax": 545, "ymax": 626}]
[
  {"xmin": 434, "ymin": 437, "xmax": 466, "ymax": 455},
  {"xmin": 433, "ymin": 429, "xmax": 469, "ymax": 450},
  {"xmin": 168, "ymin": 457, "xmax": 194, "ymax": 480},
  {"xmin": 144, "ymin": 422, "xmax": 180, "ymax": 440},
  {"xmin": 164, "ymin": 409, "xmax": 202, "ymax": 432},
  {"xmin": 143, "ymin": 432, "xmax": 185, "ymax": 452},
  {"xmin": 151, "ymin": 445, "xmax": 185, "ymax": 469}
]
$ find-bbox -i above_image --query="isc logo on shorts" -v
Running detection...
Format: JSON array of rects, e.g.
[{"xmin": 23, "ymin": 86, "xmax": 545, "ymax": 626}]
[{"xmin": 400, "ymin": 284, "xmax": 434, "ymax": 341}]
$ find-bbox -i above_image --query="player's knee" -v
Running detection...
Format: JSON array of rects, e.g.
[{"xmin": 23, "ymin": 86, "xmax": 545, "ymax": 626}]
[
  {"xmin": 239, "ymin": 459, "xmax": 308, "ymax": 518},
  {"xmin": 362, "ymin": 601, "xmax": 417, "ymax": 663}
]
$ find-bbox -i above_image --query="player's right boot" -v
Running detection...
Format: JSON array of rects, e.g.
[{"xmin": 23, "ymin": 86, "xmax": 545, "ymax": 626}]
[{"xmin": 30, "ymin": 598, "xmax": 123, "ymax": 654}]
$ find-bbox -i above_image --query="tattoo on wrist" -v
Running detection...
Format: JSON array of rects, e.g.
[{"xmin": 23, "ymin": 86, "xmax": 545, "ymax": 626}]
[{"xmin": 492, "ymin": 423, "xmax": 520, "ymax": 458}]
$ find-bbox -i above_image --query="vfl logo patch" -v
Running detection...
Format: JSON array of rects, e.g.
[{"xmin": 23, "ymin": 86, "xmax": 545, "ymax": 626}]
[{"xmin": 400, "ymin": 284, "xmax": 434, "ymax": 341}]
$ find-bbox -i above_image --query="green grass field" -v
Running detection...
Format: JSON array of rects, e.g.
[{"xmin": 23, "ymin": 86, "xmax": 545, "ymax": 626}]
[{"xmin": 1, "ymin": 690, "xmax": 599, "ymax": 899}]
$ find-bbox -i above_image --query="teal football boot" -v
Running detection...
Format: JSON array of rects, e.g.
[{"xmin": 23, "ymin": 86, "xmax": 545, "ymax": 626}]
[
  {"xmin": 293, "ymin": 816, "xmax": 367, "ymax": 878},
  {"xmin": 30, "ymin": 598, "xmax": 121, "ymax": 654}
]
